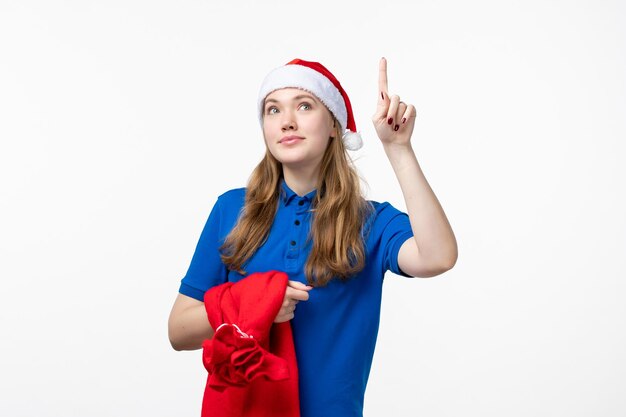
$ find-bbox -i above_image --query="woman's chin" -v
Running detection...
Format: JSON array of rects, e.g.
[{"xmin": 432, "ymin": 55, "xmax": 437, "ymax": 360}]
[{"xmin": 271, "ymin": 150, "xmax": 309, "ymax": 166}]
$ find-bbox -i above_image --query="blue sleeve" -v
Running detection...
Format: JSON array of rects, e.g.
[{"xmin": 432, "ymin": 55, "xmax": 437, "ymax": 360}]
[
  {"xmin": 178, "ymin": 196, "xmax": 231, "ymax": 301},
  {"xmin": 373, "ymin": 202, "xmax": 415, "ymax": 278}
]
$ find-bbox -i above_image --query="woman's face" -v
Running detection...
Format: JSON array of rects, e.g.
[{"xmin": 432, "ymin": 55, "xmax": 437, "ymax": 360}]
[{"xmin": 262, "ymin": 87, "xmax": 336, "ymax": 171}]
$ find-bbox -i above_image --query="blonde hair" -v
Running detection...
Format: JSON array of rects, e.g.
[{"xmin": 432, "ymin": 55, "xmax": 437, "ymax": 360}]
[{"xmin": 220, "ymin": 119, "xmax": 373, "ymax": 287}]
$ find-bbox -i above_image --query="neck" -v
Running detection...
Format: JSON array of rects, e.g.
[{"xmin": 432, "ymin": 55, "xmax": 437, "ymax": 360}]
[{"xmin": 282, "ymin": 164, "xmax": 320, "ymax": 196}]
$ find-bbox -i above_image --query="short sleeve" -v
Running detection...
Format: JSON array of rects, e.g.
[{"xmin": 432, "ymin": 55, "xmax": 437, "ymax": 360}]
[
  {"xmin": 178, "ymin": 196, "xmax": 232, "ymax": 301},
  {"xmin": 370, "ymin": 202, "xmax": 415, "ymax": 278}
]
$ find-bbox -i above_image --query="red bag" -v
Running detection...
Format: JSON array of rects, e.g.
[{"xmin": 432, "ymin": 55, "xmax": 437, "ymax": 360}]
[{"xmin": 201, "ymin": 270, "xmax": 300, "ymax": 417}]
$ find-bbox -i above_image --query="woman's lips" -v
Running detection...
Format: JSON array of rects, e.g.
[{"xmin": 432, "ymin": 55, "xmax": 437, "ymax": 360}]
[{"xmin": 279, "ymin": 135, "xmax": 304, "ymax": 145}]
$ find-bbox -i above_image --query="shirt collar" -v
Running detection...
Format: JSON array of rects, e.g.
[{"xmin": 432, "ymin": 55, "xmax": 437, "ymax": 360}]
[{"xmin": 280, "ymin": 179, "xmax": 317, "ymax": 206}]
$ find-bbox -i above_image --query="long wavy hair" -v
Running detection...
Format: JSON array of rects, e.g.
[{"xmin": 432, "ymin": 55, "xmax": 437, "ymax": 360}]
[{"xmin": 220, "ymin": 117, "xmax": 373, "ymax": 287}]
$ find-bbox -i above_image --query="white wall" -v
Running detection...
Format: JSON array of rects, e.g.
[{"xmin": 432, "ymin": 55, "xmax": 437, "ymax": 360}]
[{"xmin": 1, "ymin": 0, "xmax": 624, "ymax": 416}]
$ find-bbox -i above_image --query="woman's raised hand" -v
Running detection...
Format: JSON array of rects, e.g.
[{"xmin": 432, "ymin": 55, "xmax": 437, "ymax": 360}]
[
  {"xmin": 274, "ymin": 280, "xmax": 313, "ymax": 323},
  {"xmin": 372, "ymin": 57, "xmax": 417, "ymax": 147}
]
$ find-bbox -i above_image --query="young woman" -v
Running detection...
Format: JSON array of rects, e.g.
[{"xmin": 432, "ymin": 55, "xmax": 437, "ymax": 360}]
[{"xmin": 168, "ymin": 57, "xmax": 458, "ymax": 416}]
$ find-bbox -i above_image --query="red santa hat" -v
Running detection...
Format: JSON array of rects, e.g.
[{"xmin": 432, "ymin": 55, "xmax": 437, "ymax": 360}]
[{"xmin": 257, "ymin": 58, "xmax": 363, "ymax": 151}]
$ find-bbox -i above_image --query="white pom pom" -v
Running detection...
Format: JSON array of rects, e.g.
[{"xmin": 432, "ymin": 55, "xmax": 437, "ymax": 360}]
[{"xmin": 342, "ymin": 130, "xmax": 363, "ymax": 151}]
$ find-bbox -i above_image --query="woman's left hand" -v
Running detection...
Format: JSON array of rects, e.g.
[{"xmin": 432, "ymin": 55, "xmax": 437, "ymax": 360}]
[{"xmin": 372, "ymin": 57, "xmax": 417, "ymax": 147}]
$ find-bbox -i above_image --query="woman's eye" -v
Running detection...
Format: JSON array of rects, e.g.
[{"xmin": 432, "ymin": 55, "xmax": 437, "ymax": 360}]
[
  {"xmin": 300, "ymin": 103, "xmax": 312, "ymax": 110},
  {"xmin": 266, "ymin": 107, "xmax": 278, "ymax": 115}
]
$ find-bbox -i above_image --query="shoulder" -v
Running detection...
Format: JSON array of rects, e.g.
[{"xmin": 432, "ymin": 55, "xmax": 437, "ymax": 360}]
[
  {"xmin": 201, "ymin": 188, "xmax": 247, "ymax": 235},
  {"xmin": 366, "ymin": 199, "xmax": 407, "ymax": 221},
  {"xmin": 217, "ymin": 187, "xmax": 246, "ymax": 200},
  {"xmin": 215, "ymin": 187, "xmax": 247, "ymax": 207},
  {"xmin": 368, "ymin": 199, "xmax": 392, "ymax": 211},
  {"xmin": 204, "ymin": 188, "xmax": 246, "ymax": 224},
  {"xmin": 363, "ymin": 199, "xmax": 410, "ymax": 237}
]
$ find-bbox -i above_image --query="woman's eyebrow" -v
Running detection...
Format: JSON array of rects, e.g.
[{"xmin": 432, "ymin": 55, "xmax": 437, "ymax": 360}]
[{"xmin": 265, "ymin": 94, "xmax": 318, "ymax": 104}]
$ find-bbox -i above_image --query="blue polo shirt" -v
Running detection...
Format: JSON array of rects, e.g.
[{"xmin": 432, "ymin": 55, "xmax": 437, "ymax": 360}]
[{"xmin": 179, "ymin": 180, "xmax": 414, "ymax": 417}]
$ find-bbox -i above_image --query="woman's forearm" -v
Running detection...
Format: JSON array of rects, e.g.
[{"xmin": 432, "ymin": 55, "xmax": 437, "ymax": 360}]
[
  {"xmin": 384, "ymin": 142, "xmax": 458, "ymax": 268},
  {"xmin": 168, "ymin": 300, "xmax": 215, "ymax": 351}
]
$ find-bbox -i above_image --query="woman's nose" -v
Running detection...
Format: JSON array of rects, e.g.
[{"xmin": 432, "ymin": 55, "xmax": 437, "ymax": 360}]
[{"xmin": 281, "ymin": 111, "xmax": 297, "ymax": 130}]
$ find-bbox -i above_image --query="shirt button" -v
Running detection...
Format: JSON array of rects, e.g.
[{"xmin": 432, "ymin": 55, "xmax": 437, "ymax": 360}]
[
  {"xmin": 298, "ymin": 200, "xmax": 305, "ymax": 206},
  {"xmin": 290, "ymin": 240, "xmax": 296, "ymax": 246},
  {"xmin": 294, "ymin": 220, "xmax": 300, "ymax": 226}
]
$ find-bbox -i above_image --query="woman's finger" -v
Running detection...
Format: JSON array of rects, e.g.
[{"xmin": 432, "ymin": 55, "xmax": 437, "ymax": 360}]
[
  {"xmin": 373, "ymin": 92, "xmax": 389, "ymax": 123},
  {"xmin": 401, "ymin": 104, "xmax": 417, "ymax": 125},
  {"xmin": 288, "ymin": 280, "xmax": 313, "ymax": 290},
  {"xmin": 387, "ymin": 94, "xmax": 400, "ymax": 127},
  {"xmin": 394, "ymin": 102, "xmax": 407, "ymax": 131},
  {"xmin": 378, "ymin": 57, "xmax": 388, "ymax": 96},
  {"xmin": 374, "ymin": 58, "xmax": 392, "ymax": 123},
  {"xmin": 286, "ymin": 285, "xmax": 311, "ymax": 302}
]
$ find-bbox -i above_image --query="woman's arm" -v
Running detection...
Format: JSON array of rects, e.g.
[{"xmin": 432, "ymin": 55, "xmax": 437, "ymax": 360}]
[
  {"xmin": 372, "ymin": 58, "xmax": 458, "ymax": 277},
  {"xmin": 384, "ymin": 143, "xmax": 457, "ymax": 277},
  {"xmin": 168, "ymin": 293, "xmax": 215, "ymax": 351},
  {"xmin": 168, "ymin": 281, "xmax": 312, "ymax": 351}
]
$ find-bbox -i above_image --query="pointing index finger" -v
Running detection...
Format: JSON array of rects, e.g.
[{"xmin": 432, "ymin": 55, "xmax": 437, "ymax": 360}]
[{"xmin": 378, "ymin": 57, "xmax": 388, "ymax": 95}]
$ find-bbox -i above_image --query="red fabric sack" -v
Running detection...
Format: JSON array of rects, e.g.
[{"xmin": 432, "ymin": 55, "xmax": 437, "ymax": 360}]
[{"xmin": 201, "ymin": 270, "xmax": 300, "ymax": 417}]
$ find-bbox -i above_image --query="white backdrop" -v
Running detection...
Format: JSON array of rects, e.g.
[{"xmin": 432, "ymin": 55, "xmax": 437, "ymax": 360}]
[{"xmin": 1, "ymin": 1, "xmax": 625, "ymax": 416}]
